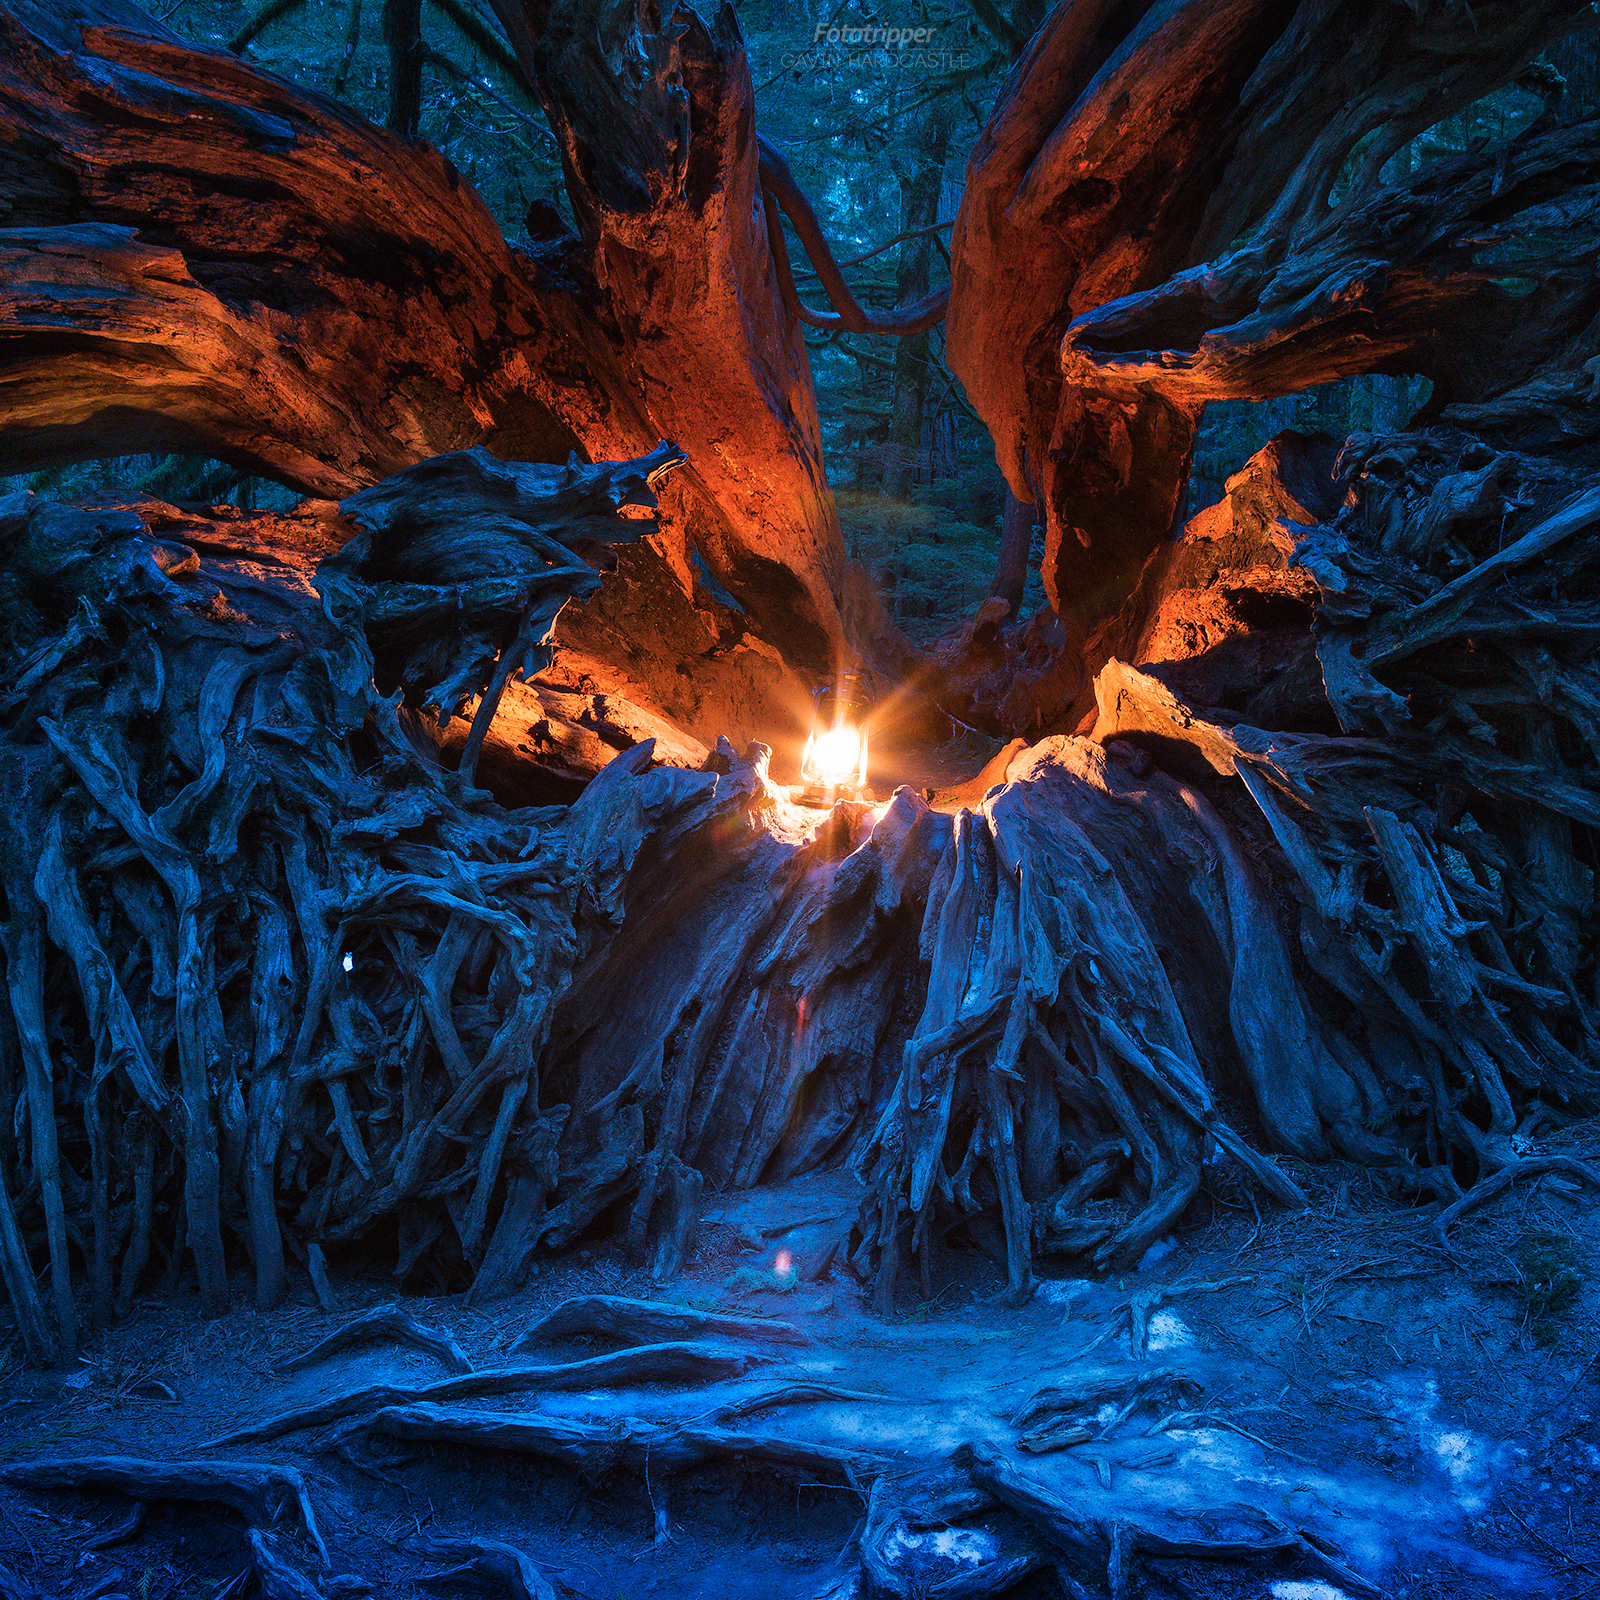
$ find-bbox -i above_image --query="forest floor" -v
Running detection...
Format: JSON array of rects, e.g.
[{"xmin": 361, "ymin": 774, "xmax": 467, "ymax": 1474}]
[{"xmin": 1, "ymin": 1137, "xmax": 1597, "ymax": 1600}]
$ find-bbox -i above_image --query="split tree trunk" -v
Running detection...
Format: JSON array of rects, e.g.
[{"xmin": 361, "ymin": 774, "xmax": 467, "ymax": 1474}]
[
  {"xmin": 0, "ymin": 0, "xmax": 843, "ymax": 676},
  {"xmin": 944, "ymin": 0, "xmax": 1598, "ymax": 721}
]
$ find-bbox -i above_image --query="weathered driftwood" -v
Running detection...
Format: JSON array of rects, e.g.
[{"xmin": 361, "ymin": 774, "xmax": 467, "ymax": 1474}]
[{"xmin": 511, "ymin": 1294, "xmax": 810, "ymax": 1354}]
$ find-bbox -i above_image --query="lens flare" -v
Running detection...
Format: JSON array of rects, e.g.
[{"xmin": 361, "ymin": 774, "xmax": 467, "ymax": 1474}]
[{"xmin": 801, "ymin": 722, "xmax": 866, "ymax": 788}]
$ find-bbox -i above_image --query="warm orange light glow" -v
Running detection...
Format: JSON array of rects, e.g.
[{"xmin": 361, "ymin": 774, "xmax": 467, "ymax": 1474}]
[{"xmin": 800, "ymin": 720, "xmax": 868, "ymax": 790}]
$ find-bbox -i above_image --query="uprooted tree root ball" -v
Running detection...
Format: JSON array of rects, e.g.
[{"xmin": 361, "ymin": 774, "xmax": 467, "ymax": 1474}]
[
  {"xmin": 4, "ymin": 0, "xmax": 1600, "ymax": 1594},
  {"xmin": 5, "ymin": 413, "xmax": 1599, "ymax": 1350}
]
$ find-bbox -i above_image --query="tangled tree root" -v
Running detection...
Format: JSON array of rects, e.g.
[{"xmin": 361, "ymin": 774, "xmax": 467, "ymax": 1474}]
[
  {"xmin": 279, "ymin": 1303, "xmax": 473, "ymax": 1375},
  {"xmin": 1433, "ymin": 1155, "xmax": 1600, "ymax": 1248},
  {"xmin": 1012, "ymin": 1367, "xmax": 1203, "ymax": 1456},
  {"xmin": 0, "ymin": 445, "xmax": 695, "ymax": 1359},
  {"xmin": 0, "ymin": 1286, "xmax": 1415, "ymax": 1598},
  {"xmin": 957, "ymin": 1442, "xmax": 1384, "ymax": 1600},
  {"xmin": 0, "ymin": 1456, "xmax": 327, "ymax": 1563},
  {"xmin": 249, "ymin": 1530, "xmax": 322, "ymax": 1600},
  {"xmin": 511, "ymin": 1292, "xmax": 810, "ymax": 1353},
  {"xmin": 206, "ymin": 1341, "xmax": 758, "ymax": 1447},
  {"xmin": 2, "ymin": 420, "xmax": 1599, "ymax": 1367},
  {"xmin": 412, "ymin": 1535, "xmax": 556, "ymax": 1600}
]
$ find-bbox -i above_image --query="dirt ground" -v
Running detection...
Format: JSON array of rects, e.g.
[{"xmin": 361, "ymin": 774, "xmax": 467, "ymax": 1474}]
[{"xmin": 1, "ymin": 1133, "xmax": 1597, "ymax": 1600}]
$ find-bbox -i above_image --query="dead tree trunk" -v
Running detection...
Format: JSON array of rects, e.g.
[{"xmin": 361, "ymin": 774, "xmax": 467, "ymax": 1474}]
[
  {"xmin": 944, "ymin": 0, "xmax": 1599, "ymax": 722},
  {"xmin": 0, "ymin": 0, "xmax": 842, "ymax": 678}
]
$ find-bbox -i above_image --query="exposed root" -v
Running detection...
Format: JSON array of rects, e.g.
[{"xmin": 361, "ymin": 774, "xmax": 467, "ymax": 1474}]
[
  {"xmin": 958, "ymin": 1441, "xmax": 1384, "ymax": 1598},
  {"xmin": 413, "ymin": 1535, "xmax": 557, "ymax": 1600},
  {"xmin": 1434, "ymin": 1156, "xmax": 1600, "ymax": 1248},
  {"xmin": 512, "ymin": 1294, "xmax": 810, "ymax": 1354},
  {"xmin": 699, "ymin": 1383, "xmax": 897, "ymax": 1426},
  {"xmin": 0, "ymin": 1457, "xmax": 327, "ymax": 1563},
  {"xmin": 0, "ymin": 1562, "xmax": 46, "ymax": 1600},
  {"xmin": 353, "ymin": 1402, "xmax": 886, "ymax": 1484},
  {"xmin": 0, "ymin": 451, "xmax": 692, "ymax": 1346},
  {"xmin": 208, "ymin": 1342, "xmax": 756, "ymax": 1447},
  {"xmin": 1012, "ymin": 1368, "xmax": 1203, "ymax": 1455},
  {"xmin": 925, "ymin": 1555, "xmax": 1044, "ymax": 1599},
  {"xmin": 249, "ymin": 1530, "xmax": 322, "ymax": 1600},
  {"xmin": 279, "ymin": 1304, "xmax": 472, "ymax": 1375},
  {"xmin": 4, "ymin": 420, "xmax": 1599, "ymax": 1359}
]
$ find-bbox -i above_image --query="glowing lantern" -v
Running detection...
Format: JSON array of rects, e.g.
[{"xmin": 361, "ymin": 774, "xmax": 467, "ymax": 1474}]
[{"xmin": 798, "ymin": 673, "xmax": 871, "ymax": 803}]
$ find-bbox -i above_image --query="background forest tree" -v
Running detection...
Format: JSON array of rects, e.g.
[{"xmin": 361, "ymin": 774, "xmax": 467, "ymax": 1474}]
[{"xmin": 17, "ymin": 0, "xmax": 1596, "ymax": 647}]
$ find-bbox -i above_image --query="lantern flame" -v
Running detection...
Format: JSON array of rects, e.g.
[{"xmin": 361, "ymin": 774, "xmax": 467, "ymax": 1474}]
[{"xmin": 800, "ymin": 721, "xmax": 868, "ymax": 791}]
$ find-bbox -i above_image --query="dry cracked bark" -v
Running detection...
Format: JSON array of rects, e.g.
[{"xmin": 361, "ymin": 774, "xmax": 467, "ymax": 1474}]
[
  {"xmin": 0, "ymin": 0, "xmax": 843, "ymax": 678},
  {"xmin": 943, "ymin": 0, "xmax": 1599, "ymax": 710}
]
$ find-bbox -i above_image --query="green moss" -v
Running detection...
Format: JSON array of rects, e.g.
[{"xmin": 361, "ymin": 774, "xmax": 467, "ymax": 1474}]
[{"xmin": 1519, "ymin": 1229, "xmax": 1583, "ymax": 1345}]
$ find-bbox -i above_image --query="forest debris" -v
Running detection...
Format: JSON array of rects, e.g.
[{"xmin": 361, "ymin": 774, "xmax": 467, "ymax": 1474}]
[
  {"xmin": 1056, "ymin": 1276, "xmax": 1250, "ymax": 1363},
  {"xmin": 413, "ymin": 1535, "xmax": 556, "ymax": 1600},
  {"xmin": 1153, "ymin": 1409, "xmax": 1320, "ymax": 1469},
  {"xmin": 0, "ymin": 1563, "xmax": 46, "ymax": 1600},
  {"xmin": 1013, "ymin": 1368, "xmax": 1202, "ymax": 1454},
  {"xmin": 0, "ymin": 1457, "xmax": 327, "ymax": 1563},
  {"xmin": 84, "ymin": 1501, "xmax": 147, "ymax": 1549},
  {"xmin": 511, "ymin": 1294, "xmax": 810, "ymax": 1353},
  {"xmin": 1071, "ymin": 1439, "xmax": 1177, "ymax": 1490},
  {"xmin": 207, "ymin": 1342, "xmax": 754, "ymax": 1446},
  {"xmin": 279, "ymin": 1305, "xmax": 472, "ymax": 1375}
]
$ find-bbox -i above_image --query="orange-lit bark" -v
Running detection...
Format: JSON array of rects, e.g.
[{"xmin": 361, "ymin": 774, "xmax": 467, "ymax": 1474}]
[{"xmin": 0, "ymin": 0, "xmax": 843, "ymax": 675}]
